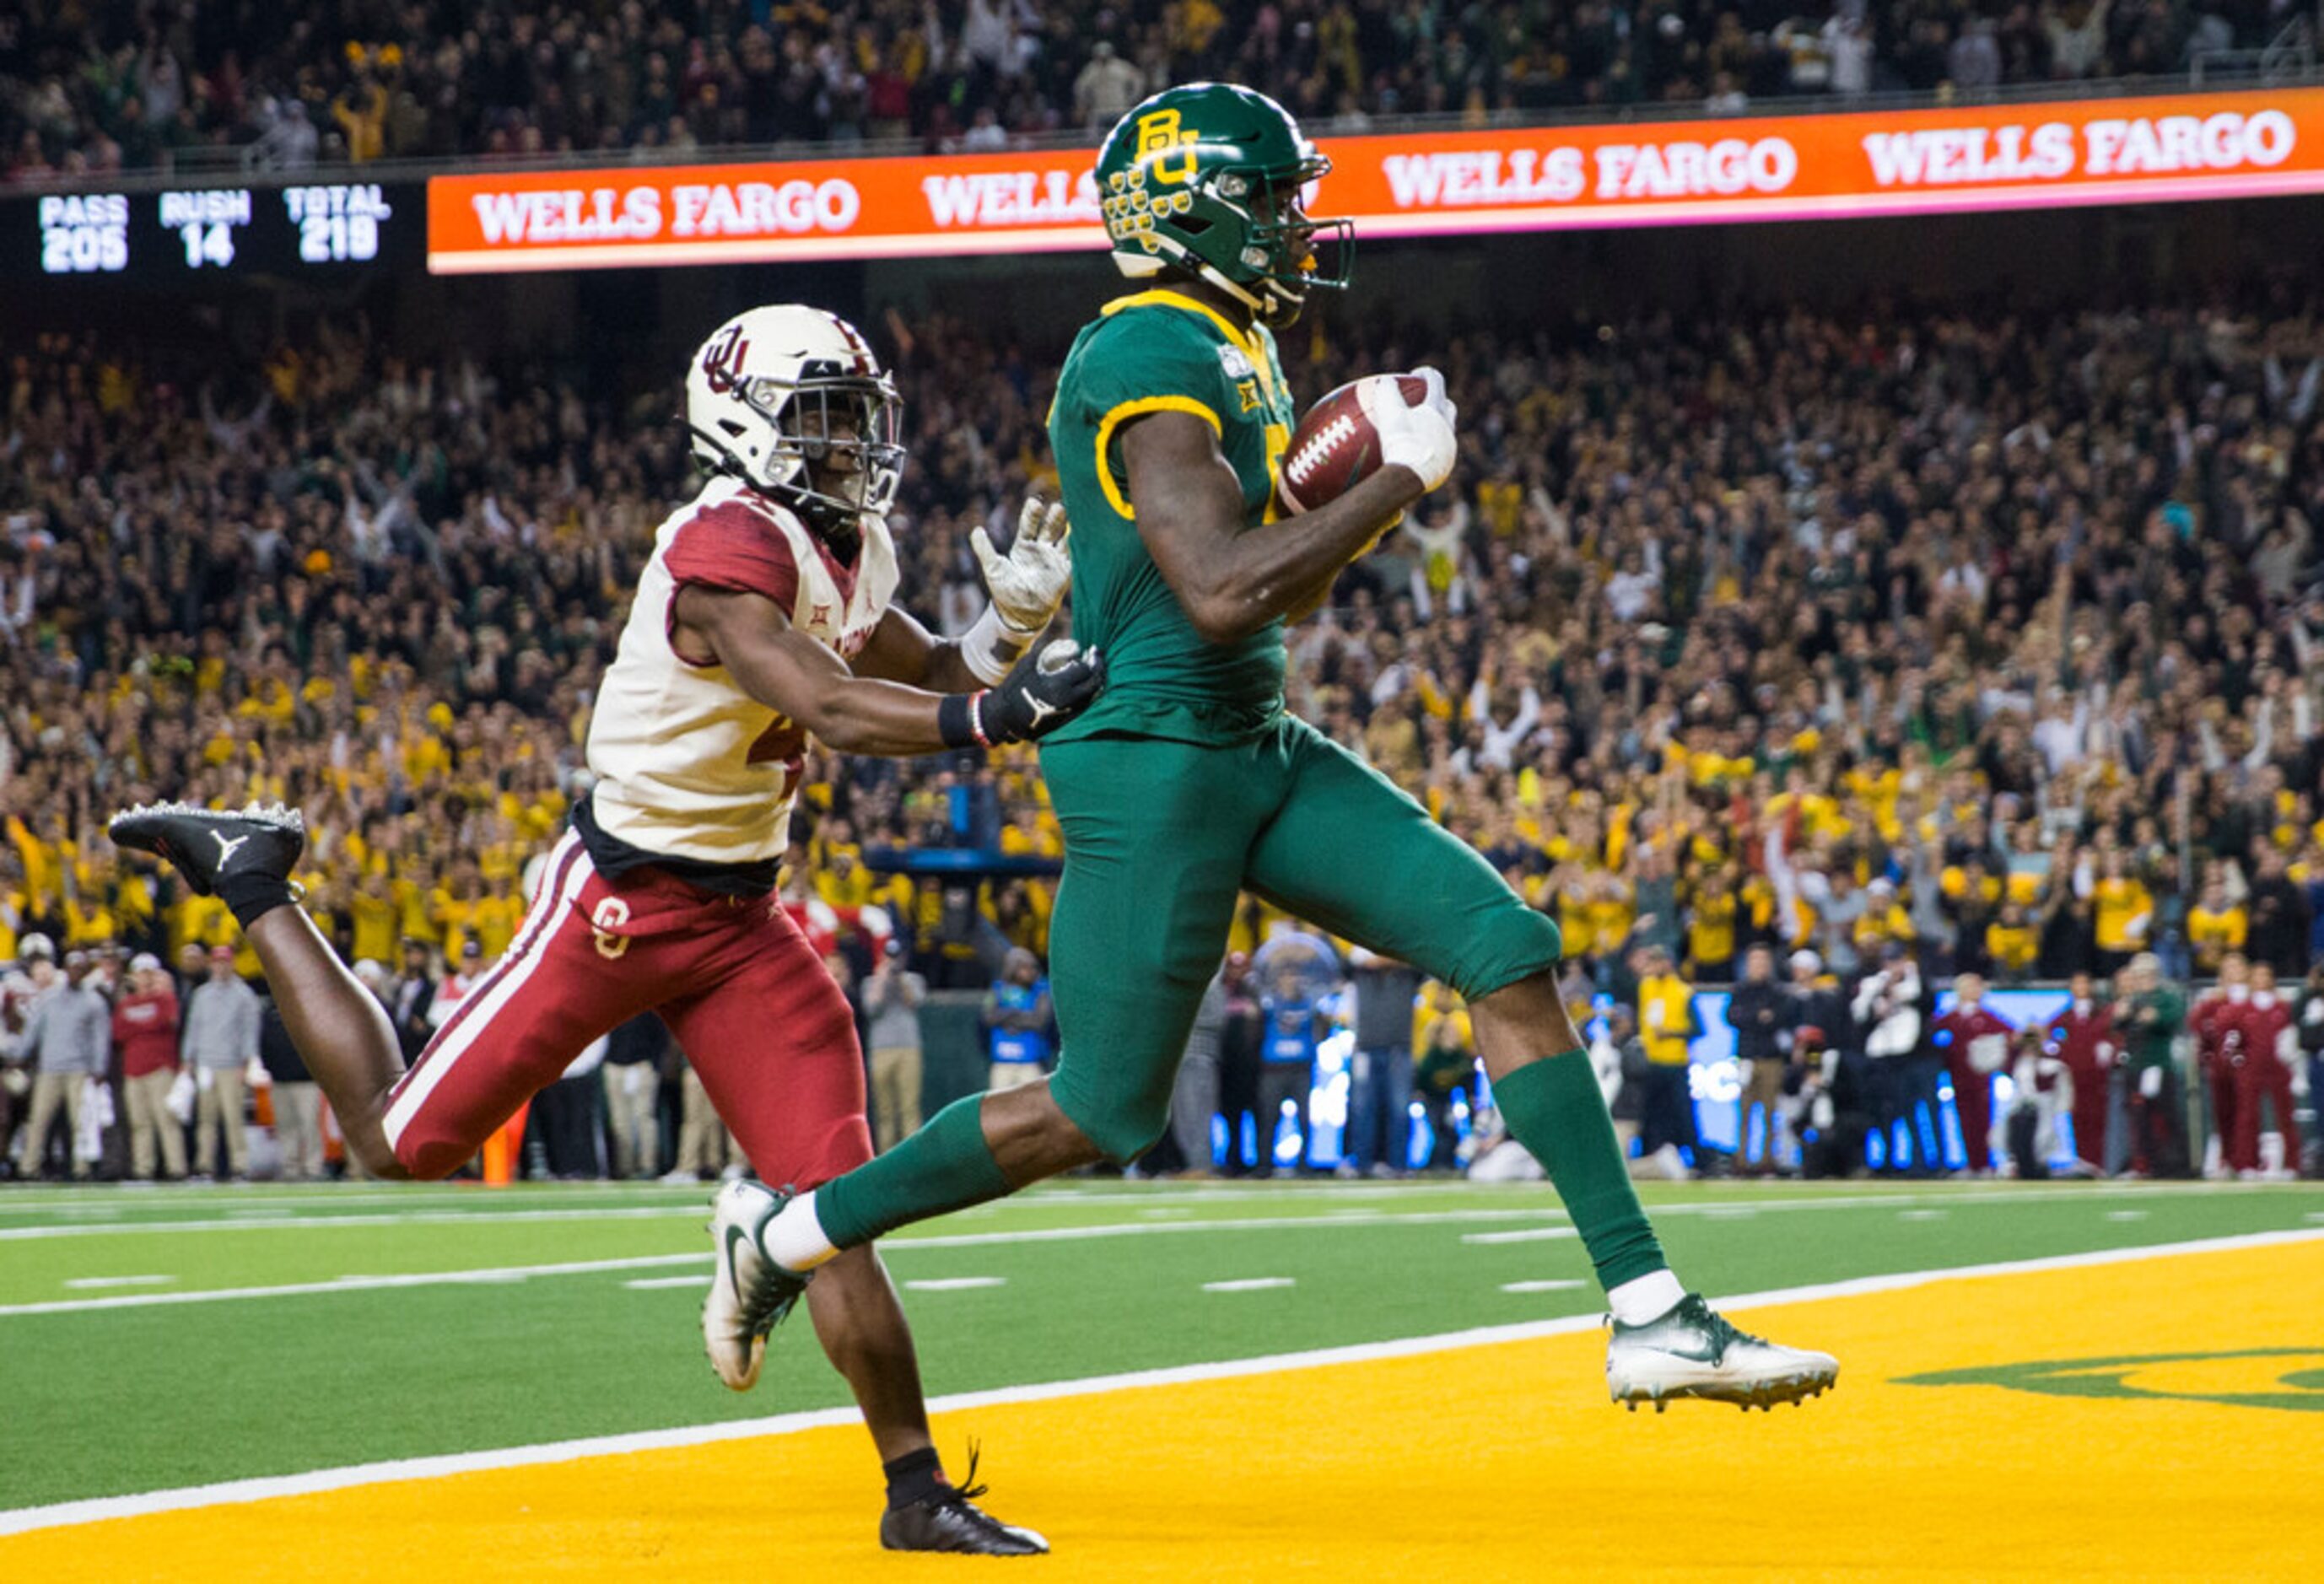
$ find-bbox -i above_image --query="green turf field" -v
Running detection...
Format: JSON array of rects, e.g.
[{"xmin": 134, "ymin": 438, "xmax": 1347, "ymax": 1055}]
[{"xmin": 3, "ymin": 1177, "xmax": 2319, "ymax": 1513}]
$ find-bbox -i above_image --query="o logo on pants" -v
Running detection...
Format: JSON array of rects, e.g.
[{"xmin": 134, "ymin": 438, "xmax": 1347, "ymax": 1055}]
[{"xmin": 590, "ymin": 897, "xmax": 631, "ymax": 960}]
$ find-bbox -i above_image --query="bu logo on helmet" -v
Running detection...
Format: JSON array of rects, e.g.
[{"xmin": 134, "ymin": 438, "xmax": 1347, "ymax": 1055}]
[
  {"xmin": 700, "ymin": 326, "xmax": 750, "ymax": 395},
  {"xmin": 1135, "ymin": 108, "xmax": 1200, "ymax": 186}
]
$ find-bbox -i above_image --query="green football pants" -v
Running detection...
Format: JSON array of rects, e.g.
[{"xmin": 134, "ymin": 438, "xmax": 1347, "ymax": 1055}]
[{"xmin": 1038, "ymin": 715, "xmax": 1561, "ymax": 1161}]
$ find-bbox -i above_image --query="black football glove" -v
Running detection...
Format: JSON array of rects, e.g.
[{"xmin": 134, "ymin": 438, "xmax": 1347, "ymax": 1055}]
[{"xmin": 941, "ymin": 638, "xmax": 1106, "ymax": 748}]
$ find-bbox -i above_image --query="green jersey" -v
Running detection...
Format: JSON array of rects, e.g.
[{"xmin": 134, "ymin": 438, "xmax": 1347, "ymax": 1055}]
[
  {"xmin": 2122, "ymin": 988, "xmax": 2186, "ymax": 1072},
  {"xmin": 1046, "ymin": 289, "xmax": 1296, "ymax": 745}
]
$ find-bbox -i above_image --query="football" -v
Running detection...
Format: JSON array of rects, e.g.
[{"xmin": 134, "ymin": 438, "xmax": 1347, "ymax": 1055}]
[{"xmin": 1276, "ymin": 374, "xmax": 1430, "ymax": 513}]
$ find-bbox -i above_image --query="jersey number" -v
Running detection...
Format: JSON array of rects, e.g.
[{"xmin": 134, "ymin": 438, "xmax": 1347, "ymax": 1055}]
[{"xmin": 748, "ymin": 718, "xmax": 807, "ymax": 800}]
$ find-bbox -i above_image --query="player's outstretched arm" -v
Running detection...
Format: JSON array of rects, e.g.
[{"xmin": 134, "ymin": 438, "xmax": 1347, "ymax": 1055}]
[
  {"xmin": 855, "ymin": 496, "xmax": 1073, "ymax": 692},
  {"xmin": 674, "ymin": 584, "xmax": 1103, "ymax": 755},
  {"xmin": 1123, "ymin": 410, "xmax": 1432, "ymax": 645}
]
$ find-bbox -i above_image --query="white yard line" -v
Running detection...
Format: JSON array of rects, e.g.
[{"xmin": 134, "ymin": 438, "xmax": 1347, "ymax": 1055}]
[
  {"xmin": 9, "ymin": 1184, "xmax": 2319, "ymax": 1314},
  {"xmin": 622, "ymin": 1276, "xmax": 713, "ymax": 1290},
  {"xmin": 0, "ymin": 1206, "xmax": 712, "ymax": 1241},
  {"xmin": 1202, "ymin": 1278, "xmax": 1295, "ymax": 1292},
  {"xmin": 0, "ymin": 1187, "xmax": 702, "ymax": 1215},
  {"xmin": 903, "ymin": 1278, "xmax": 1007, "ymax": 1291},
  {"xmin": 0, "ymin": 1210, "xmax": 1572, "ymax": 1317},
  {"xmin": 5, "ymin": 1226, "xmax": 2318, "ymax": 1538},
  {"xmin": 0, "ymin": 1255, "xmax": 710, "ymax": 1316},
  {"xmin": 60, "ymin": 1274, "xmax": 175, "ymax": 1290}
]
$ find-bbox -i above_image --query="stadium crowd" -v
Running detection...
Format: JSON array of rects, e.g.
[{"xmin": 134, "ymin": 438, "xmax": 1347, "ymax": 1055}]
[
  {"xmin": 3, "ymin": 272, "xmax": 2323, "ymax": 1181},
  {"xmin": 3, "ymin": 0, "xmax": 2296, "ymax": 184}
]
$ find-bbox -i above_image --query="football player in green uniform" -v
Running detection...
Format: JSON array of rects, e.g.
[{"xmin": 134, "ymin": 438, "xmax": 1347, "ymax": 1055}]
[{"xmin": 727, "ymin": 83, "xmax": 1836, "ymax": 1419}]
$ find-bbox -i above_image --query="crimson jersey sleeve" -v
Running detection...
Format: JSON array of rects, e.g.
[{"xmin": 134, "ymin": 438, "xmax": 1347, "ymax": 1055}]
[{"xmin": 665, "ymin": 498, "xmax": 801, "ymax": 612}]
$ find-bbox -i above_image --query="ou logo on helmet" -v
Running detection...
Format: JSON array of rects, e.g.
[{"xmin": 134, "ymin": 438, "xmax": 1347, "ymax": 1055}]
[
  {"xmin": 700, "ymin": 326, "xmax": 750, "ymax": 395},
  {"xmin": 590, "ymin": 896, "xmax": 632, "ymax": 960}
]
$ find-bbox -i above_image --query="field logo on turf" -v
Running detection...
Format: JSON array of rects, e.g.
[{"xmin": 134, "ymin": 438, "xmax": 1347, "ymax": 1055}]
[{"xmin": 1898, "ymin": 1349, "xmax": 2324, "ymax": 1414}]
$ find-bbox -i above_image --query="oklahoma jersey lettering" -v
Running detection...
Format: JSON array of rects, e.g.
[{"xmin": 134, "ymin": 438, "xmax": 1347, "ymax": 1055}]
[{"xmin": 588, "ymin": 476, "xmax": 898, "ymax": 864}]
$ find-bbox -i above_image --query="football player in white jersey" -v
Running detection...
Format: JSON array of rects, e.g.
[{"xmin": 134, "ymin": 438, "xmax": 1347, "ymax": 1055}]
[{"xmin": 111, "ymin": 304, "xmax": 1103, "ymax": 1555}]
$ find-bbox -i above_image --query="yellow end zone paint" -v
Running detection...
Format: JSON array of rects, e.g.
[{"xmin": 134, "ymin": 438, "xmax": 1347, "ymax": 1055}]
[{"xmin": 10, "ymin": 1240, "xmax": 2321, "ymax": 1581}]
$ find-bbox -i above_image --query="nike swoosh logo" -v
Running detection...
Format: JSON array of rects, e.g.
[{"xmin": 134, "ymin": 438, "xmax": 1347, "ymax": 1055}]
[
  {"xmin": 723, "ymin": 1223, "xmax": 754, "ymax": 1316},
  {"xmin": 1639, "ymin": 1340, "xmax": 1725, "ymax": 1364}
]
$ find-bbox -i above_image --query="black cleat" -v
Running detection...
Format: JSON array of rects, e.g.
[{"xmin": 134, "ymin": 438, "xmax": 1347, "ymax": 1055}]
[
  {"xmin": 108, "ymin": 800, "xmax": 305, "ymax": 897},
  {"xmin": 879, "ymin": 1452, "xmax": 1049, "ymax": 1556}
]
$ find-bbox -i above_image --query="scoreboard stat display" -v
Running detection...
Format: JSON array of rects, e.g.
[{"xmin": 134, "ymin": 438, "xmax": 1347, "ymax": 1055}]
[{"xmin": 24, "ymin": 182, "xmax": 410, "ymax": 279}]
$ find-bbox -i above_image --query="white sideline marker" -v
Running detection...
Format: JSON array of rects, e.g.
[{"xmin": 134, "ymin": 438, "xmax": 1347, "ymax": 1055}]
[
  {"xmin": 62, "ymin": 1274, "xmax": 175, "ymax": 1290},
  {"xmin": 2105, "ymin": 1210, "xmax": 2150, "ymax": 1222},
  {"xmin": 1203, "ymin": 1278, "xmax": 1295, "ymax": 1292},
  {"xmin": 904, "ymin": 1278, "xmax": 1007, "ymax": 1292},
  {"xmin": 623, "ymin": 1275, "xmax": 713, "ymax": 1290},
  {"xmin": 1461, "ymin": 1228, "xmax": 1577, "ymax": 1245},
  {"xmin": 1499, "ymin": 1280, "xmax": 1586, "ymax": 1295},
  {"xmin": 5, "ymin": 1228, "xmax": 2320, "ymax": 1538}
]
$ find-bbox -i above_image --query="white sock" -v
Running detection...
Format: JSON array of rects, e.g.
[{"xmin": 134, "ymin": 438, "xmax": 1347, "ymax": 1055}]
[
  {"xmin": 1606, "ymin": 1269, "xmax": 1686, "ymax": 1326},
  {"xmin": 760, "ymin": 1188, "xmax": 840, "ymax": 1273}
]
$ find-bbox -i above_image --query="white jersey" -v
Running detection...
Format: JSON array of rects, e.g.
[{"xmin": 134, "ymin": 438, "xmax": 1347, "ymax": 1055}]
[{"xmin": 588, "ymin": 476, "xmax": 898, "ymax": 865}]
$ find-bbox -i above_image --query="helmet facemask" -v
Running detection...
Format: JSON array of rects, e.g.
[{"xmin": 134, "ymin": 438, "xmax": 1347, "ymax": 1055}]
[
  {"xmin": 1207, "ymin": 159, "xmax": 1353, "ymax": 327},
  {"xmin": 698, "ymin": 367, "xmax": 903, "ymax": 539}
]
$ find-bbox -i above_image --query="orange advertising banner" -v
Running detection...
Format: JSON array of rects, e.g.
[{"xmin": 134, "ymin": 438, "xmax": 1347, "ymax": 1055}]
[{"xmin": 427, "ymin": 85, "xmax": 2324, "ymax": 273}]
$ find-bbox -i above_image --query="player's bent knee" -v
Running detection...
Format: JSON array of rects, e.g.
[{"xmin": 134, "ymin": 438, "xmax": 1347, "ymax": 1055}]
[
  {"xmin": 1045, "ymin": 1061, "xmax": 1170, "ymax": 1165},
  {"xmin": 1073, "ymin": 1104, "xmax": 1170, "ymax": 1166},
  {"xmin": 1447, "ymin": 906, "xmax": 1563, "ymax": 1004}
]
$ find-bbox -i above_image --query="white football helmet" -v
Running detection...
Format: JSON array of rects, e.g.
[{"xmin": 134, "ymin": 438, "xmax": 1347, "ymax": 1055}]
[{"xmin": 685, "ymin": 304, "xmax": 903, "ymax": 530}]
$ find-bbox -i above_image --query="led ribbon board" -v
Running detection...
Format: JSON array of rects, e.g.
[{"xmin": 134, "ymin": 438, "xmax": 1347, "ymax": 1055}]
[{"xmin": 425, "ymin": 86, "xmax": 2324, "ymax": 273}]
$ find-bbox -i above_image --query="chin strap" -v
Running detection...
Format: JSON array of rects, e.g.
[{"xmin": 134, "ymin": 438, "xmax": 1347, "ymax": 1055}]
[
  {"xmin": 1191, "ymin": 254, "xmax": 1307, "ymax": 327},
  {"xmin": 1191, "ymin": 257, "xmax": 1267, "ymax": 316}
]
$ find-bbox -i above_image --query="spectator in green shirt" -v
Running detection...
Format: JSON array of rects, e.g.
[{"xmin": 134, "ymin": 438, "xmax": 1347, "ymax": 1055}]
[{"xmin": 2112, "ymin": 953, "xmax": 2189, "ymax": 1178}]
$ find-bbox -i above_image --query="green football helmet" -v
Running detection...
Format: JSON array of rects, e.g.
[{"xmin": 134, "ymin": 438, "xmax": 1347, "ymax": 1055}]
[{"xmin": 1095, "ymin": 82, "xmax": 1352, "ymax": 326}]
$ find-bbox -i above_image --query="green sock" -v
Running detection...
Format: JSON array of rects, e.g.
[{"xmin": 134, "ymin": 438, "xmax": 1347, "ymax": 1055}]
[
  {"xmin": 816, "ymin": 1094, "xmax": 1011, "ymax": 1249},
  {"xmin": 1492, "ymin": 1050, "xmax": 1668, "ymax": 1292}
]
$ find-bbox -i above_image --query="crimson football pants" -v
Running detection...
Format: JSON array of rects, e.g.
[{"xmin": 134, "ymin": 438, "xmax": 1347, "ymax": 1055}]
[
  {"xmin": 1948, "ymin": 1057, "xmax": 1993, "ymax": 1172},
  {"xmin": 2230, "ymin": 1059, "xmax": 2297, "ymax": 1174},
  {"xmin": 2206, "ymin": 1063, "xmax": 2238, "ymax": 1173},
  {"xmin": 381, "ymin": 831, "xmax": 871, "ymax": 1184}
]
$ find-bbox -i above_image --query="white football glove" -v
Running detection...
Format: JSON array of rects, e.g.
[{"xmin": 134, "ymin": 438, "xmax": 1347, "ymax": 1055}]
[
  {"xmin": 1356, "ymin": 367, "xmax": 1459, "ymax": 493},
  {"xmin": 970, "ymin": 496, "xmax": 1073, "ymax": 638}
]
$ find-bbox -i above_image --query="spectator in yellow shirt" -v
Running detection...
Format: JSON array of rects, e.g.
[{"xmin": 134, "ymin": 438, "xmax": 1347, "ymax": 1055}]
[
  {"xmin": 1633, "ymin": 946, "xmax": 1701, "ymax": 1167},
  {"xmin": 1985, "ymin": 902, "xmax": 2038, "ymax": 983},
  {"xmin": 1684, "ymin": 869, "xmax": 1738, "ymax": 981},
  {"xmin": 2091, "ymin": 851, "xmax": 2153, "ymax": 973},
  {"xmin": 472, "ymin": 881, "xmax": 525, "ymax": 961},
  {"xmin": 1586, "ymin": 870, "xmax": 1636, "ymax": 966},
  {"xmin": 2185, "ymin": 879, "xmax": 2247, "ymax": 975},
  {"xmin": 1851, "ymin": 877, "xmax": 1916, "ymax": 959},
  {"xmin": 348, "ymin": 886, "xmax": 400, "ymax": 968}
]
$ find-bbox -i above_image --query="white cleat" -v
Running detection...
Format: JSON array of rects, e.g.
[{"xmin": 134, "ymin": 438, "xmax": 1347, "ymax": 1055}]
[
  {"xmin": 703, "ymin": 1179, "xmax": 812, "ymax": 1392},
  {"xmin": 1608, "ymin": 1293, "xmax": 1839, "ymax": 1412}
]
